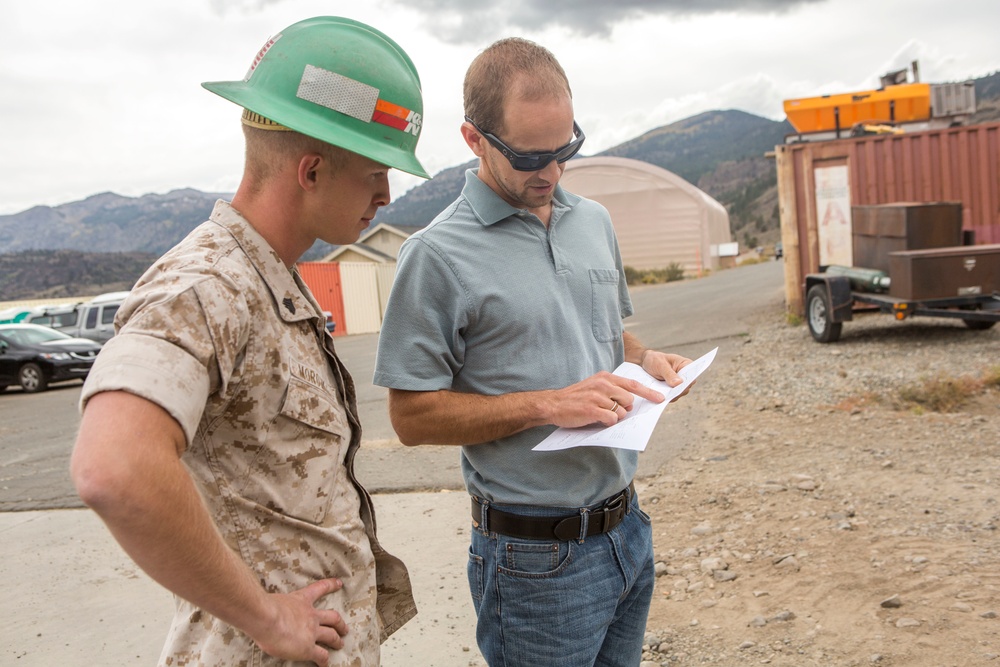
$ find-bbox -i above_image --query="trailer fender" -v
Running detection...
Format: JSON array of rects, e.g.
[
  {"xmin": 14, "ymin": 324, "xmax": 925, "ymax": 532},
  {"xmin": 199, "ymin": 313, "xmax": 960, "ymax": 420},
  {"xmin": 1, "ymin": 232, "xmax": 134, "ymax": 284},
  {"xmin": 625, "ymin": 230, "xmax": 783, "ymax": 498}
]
[{"xmin": 804, "ymin": 274, "xmax": 854, "ymax": 323}]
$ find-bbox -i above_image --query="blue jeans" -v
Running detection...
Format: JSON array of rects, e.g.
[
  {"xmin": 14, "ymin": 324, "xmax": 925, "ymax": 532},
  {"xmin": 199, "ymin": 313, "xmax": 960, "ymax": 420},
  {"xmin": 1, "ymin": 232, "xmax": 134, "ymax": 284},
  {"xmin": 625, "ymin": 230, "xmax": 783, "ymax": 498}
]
[{"xmin": 467, "ymin": 491, "xmax": 655, "ymax": 667}]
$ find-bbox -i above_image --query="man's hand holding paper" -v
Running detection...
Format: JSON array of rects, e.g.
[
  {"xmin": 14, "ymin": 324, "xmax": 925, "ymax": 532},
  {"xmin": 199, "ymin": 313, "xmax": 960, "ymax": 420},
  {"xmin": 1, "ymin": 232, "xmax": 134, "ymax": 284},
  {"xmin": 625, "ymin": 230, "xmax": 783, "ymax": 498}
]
[{"xmin": 533, "ymin": 347, "xmax": 718, "ymax": 452}]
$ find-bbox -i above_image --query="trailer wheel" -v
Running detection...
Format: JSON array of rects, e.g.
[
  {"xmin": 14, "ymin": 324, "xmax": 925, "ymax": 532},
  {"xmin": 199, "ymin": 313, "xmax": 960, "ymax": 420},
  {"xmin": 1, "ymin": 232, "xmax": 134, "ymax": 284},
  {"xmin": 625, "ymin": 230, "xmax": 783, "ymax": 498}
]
[
  {"xmin": 806, "ymin": 285, "xmax": 842, "ymax": 343},
  {"xmin": 958, "ymin": 304, "xmax": 998, "ymax": 330}
]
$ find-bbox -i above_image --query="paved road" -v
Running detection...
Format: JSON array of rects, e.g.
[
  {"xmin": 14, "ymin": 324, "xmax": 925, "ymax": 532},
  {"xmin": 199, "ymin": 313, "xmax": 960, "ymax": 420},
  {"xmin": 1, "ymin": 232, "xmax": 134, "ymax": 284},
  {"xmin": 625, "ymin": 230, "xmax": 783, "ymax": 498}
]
[{"xmin": 0, "ymin": 259, "xmax": 785, "ymax": 511}]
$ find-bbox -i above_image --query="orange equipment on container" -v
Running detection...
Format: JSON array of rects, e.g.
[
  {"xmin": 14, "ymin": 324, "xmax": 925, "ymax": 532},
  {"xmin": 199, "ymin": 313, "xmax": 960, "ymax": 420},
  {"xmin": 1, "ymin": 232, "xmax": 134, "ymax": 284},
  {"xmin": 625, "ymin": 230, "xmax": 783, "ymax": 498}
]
[
  {"xmin": 781, "ymin": 62, "xmax": 975, "ymax": 143},
  {"xmin": 783, "ymin": 82, "xmax": 932, "ymax": 135}
]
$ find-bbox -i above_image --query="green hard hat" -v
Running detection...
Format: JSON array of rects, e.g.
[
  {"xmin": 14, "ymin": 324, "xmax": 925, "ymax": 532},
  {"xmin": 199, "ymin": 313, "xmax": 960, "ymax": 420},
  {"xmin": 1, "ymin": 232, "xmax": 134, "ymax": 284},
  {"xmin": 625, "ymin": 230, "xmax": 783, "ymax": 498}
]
[{"xmin": 203, "ymin": 16, "xmax": 429, "ymax": 179}]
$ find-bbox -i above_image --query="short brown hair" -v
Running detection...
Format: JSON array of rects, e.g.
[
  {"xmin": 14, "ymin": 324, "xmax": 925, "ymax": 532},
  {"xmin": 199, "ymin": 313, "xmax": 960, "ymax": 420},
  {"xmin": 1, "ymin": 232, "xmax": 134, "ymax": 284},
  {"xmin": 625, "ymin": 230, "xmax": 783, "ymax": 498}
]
[{"xmin": 463, "ymin": 37, "xmax": 572, "ymax": 136}]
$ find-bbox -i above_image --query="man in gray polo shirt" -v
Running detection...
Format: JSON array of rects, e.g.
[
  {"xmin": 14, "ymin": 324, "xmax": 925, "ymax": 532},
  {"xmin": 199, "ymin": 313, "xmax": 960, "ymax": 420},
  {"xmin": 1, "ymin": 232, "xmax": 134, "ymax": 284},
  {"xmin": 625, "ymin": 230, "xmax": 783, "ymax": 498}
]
[{"xmin": 374, "ymin": 37, "xmax": 693, "ymax": 666}]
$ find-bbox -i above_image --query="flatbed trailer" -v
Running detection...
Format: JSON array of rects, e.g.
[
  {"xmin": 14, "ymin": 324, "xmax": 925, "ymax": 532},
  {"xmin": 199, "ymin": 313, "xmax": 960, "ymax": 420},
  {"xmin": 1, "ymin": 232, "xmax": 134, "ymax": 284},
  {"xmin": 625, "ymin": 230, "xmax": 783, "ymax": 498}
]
[{"xmin": 803, "ymin": 273, "xmax": 1000, "ymax": 343}]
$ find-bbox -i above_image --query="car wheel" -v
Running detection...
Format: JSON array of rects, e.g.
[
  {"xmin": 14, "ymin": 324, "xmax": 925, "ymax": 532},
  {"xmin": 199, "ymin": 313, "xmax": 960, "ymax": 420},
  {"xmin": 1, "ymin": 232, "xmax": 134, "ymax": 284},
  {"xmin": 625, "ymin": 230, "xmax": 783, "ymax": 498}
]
[
  {"xmin": 18, "ymin": 363, "xmax": 49, "ymax": 393},
  {"xmin": 806, "ymin": 285, "xmax": 842, "ymax": 343}
]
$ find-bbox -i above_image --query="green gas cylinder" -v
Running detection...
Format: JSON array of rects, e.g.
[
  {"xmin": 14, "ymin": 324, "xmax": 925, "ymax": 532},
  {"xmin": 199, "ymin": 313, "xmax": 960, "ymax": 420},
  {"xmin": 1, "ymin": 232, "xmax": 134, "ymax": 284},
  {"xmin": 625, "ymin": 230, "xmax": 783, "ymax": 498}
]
[{"xmin": 825, "ymin": 265, "xmax": 891, "ymax": 293}]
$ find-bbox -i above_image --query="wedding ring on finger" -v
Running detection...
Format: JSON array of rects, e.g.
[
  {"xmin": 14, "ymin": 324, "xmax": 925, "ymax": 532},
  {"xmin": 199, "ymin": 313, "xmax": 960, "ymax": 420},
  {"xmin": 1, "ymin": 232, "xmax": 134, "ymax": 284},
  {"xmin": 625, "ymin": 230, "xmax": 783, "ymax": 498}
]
[{"xmin": 610, "ymin": 400, "xmax": 619, "ymax": 412}]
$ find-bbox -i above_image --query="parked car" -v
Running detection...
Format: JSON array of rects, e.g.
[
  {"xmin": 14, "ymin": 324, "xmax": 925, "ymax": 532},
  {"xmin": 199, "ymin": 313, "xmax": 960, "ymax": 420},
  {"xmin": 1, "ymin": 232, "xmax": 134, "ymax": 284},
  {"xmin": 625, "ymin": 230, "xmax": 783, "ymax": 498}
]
[
  {"xmin": 25, "ymin": 302, "xmax": 83, "ymax": 332},
  {"xmin": 75, "ymin": 291, "xmax": 128, "ymax": 344},
  {"xmin": 0, "ymin": 305, "xmax": 35, "ymax": 324},
  {"xmin": 0, "ymin": 323, "xmax": 101, "ymax": 393},
  {"xmin": 23, "ymin": 291, "xmax": 128, "ymax": 344}
]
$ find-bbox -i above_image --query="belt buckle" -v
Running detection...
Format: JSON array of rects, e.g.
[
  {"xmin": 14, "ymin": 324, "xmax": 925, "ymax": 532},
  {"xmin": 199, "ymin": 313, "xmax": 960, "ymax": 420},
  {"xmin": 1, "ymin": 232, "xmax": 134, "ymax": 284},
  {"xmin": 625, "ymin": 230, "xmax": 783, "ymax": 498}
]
[
  {"xmin": 604, "ymin": 492, "xmax": 626, "ymax": 513},
  {"xmin": 600, "ymin": 492, "xmax": 626, "ymax": 532}
]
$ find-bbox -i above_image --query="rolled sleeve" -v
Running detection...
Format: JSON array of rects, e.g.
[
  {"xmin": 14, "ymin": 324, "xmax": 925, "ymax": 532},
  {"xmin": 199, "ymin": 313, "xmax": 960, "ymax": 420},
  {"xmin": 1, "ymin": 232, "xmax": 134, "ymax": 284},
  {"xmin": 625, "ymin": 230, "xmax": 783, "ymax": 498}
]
[{"xmin": 80, "ymin": 334, "xmax": 210, "ymax": 447}]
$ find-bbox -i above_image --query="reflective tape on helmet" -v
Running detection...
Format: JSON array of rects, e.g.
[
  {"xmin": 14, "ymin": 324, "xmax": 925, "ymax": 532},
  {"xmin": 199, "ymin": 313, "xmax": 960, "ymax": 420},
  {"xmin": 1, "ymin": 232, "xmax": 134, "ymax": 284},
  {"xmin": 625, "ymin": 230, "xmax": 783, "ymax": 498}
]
[
  {"xmin": 296, "ymin": 64, "xmax": 421, "ymax": 137},
  {"xmin": 297, "ymin": 64, "xmax": 379, "ymax": 124}
]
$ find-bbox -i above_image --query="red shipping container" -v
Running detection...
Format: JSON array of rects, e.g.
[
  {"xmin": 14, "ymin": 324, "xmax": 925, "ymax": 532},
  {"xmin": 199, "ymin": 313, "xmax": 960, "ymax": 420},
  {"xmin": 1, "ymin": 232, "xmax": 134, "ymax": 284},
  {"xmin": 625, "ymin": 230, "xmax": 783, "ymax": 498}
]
[{"xmin": 775, "ymin": 121, "xmax": 1000, "ymax": 315}]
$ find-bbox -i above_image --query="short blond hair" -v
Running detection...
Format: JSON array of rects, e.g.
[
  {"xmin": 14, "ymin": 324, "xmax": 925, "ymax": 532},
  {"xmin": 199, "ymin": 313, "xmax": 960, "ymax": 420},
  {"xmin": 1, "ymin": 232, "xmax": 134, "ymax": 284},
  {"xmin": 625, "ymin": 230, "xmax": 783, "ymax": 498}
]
[{"xmin": 241, "ymin": 123, "xmax": 349, "ymax": 189}]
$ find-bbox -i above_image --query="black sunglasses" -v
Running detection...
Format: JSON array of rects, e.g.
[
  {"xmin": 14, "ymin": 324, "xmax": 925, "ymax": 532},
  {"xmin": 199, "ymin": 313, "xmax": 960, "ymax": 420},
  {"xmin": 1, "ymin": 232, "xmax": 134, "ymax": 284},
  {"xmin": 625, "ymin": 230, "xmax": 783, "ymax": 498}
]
[{"xmin": 465, "ymin": 116, "xmax": 586, "ymax": 171}]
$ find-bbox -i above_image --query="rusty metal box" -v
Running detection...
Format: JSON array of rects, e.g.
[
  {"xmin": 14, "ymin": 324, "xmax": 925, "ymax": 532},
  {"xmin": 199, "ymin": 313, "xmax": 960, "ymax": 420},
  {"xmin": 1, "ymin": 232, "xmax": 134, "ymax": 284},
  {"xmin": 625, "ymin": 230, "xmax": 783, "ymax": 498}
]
[
  {"xmin": 888, "ymin": 244, "xmax": 1000, "ymax": 300},
  {"xmin": 852, "ymin": 203, "xmax": 963, "ymax": 273}
]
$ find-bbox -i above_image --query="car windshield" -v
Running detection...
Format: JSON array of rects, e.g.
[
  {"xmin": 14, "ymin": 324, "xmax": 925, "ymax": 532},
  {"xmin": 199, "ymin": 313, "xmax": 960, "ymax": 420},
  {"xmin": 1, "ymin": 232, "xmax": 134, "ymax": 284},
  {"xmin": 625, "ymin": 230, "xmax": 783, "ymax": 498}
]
[{"xmin": 0, "ymin": 326, "xmax": 73, "ymax": 346}]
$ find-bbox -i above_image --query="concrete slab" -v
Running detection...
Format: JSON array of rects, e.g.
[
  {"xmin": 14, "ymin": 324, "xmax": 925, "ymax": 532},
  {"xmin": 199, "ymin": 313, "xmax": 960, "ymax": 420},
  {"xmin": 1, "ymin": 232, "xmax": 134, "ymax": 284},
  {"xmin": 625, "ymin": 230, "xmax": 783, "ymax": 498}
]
[{"xmin": 0, "ymin": 491, "xmax": 483, "ymax": 666}]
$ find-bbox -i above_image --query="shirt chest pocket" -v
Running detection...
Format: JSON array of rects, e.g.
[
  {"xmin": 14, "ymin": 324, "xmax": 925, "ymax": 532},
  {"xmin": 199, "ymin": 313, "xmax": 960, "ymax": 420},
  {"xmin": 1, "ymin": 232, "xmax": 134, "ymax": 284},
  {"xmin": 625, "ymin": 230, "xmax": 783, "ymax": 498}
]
[
  {"xmin": 590, "ymin": 268, "xmax": 623, "ymax": 343},
  {"xmin": 239, "ymin": 375, "xmax": 351, "ymax": 525}
]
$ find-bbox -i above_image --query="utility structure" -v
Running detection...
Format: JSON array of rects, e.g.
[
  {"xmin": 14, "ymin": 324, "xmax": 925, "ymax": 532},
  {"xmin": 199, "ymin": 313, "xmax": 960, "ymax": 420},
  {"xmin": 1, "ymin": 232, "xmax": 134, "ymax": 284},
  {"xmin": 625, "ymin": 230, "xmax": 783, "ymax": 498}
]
[{"xmin": 773, "ymin": 63, "xmax": 1000, "ymax": 339}]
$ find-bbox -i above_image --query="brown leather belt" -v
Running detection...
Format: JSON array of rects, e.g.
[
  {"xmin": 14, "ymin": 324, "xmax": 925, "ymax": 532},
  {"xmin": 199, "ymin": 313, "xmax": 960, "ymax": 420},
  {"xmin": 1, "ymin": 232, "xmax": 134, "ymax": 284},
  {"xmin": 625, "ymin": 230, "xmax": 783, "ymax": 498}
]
[{"xmin": 471, "ymin": 482, "xmax": 635, "ymax": 541}]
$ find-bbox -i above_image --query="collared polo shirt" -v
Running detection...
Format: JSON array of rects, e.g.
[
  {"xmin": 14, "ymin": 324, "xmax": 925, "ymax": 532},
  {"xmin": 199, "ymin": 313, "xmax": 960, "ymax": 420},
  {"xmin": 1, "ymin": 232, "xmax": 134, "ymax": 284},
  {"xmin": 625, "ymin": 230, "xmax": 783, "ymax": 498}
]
[
  {"xmin": 82, "ymin": 200, "xmax": 415, "ymax": 666},
  {"xmin": 374, "ymin": 170, "xmax": 635, "ymax": 508}
]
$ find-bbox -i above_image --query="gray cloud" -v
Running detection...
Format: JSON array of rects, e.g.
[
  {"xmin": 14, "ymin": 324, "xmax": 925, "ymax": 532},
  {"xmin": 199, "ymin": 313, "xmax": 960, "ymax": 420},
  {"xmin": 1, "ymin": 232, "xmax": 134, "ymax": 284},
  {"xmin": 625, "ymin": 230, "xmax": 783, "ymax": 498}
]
[
  {"xmin": 206, "ymin": 0, "xmax": 825, "ymax": 43},
  {"xmin": 397, "ymin": 0, "xmax": 826, "ymax": 43}
]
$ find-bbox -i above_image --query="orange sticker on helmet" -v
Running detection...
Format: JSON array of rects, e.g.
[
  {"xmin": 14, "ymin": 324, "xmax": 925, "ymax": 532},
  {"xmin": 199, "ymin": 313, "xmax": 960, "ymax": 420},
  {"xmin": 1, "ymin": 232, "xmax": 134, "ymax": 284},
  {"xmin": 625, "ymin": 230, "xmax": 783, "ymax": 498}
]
[{"xmin": 372, "ymin": 99, "xmax": 421, "ymax": 136}]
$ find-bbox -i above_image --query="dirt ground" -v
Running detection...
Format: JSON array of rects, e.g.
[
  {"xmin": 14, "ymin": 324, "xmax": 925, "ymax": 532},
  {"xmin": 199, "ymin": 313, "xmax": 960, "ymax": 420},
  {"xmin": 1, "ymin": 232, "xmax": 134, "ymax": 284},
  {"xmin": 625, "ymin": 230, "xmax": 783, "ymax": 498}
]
[{"xmin": 637, "ymin": 309, "xmax": 1000, "ymax": 666}]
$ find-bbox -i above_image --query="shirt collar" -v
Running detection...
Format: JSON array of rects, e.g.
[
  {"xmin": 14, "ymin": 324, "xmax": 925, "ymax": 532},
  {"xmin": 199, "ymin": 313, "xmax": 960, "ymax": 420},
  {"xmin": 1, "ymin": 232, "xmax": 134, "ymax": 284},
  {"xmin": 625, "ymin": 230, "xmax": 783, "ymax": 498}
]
[
  {"xmin": 461, "ymin": 168, "xmax": 580, "ymax": 227},
  {"xmin": 209, "ymin": 200, "xmax": 319, "ymax": 323}
]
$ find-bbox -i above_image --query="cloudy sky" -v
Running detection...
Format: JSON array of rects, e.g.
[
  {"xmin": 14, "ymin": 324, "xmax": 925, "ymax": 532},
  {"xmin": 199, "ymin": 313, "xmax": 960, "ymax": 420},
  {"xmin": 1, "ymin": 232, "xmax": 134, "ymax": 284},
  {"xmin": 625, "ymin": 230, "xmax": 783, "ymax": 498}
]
[{"xmin": 2, "ymin": 0, "xmax": 998, "ymax": 215}]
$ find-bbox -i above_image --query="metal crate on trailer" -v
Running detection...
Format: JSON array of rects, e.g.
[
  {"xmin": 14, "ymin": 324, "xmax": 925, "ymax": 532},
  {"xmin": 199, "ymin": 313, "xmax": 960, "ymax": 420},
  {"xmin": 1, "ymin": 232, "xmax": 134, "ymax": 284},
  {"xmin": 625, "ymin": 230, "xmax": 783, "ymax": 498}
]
[
  {"xmin": 852, "ymin": 203, "xmax": 963, "ymax": 273},
  {"xmin": 888, "ymin": 244, "xmax": 1000, "ymax": 300}
]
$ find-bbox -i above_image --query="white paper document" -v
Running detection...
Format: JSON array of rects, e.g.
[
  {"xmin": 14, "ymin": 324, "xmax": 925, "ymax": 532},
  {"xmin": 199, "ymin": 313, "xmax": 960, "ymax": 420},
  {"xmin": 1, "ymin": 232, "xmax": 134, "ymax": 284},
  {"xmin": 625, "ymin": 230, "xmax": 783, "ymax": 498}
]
[{"xmin": 532, "ymin": 347, "xmax": 718, "ymax": 452}]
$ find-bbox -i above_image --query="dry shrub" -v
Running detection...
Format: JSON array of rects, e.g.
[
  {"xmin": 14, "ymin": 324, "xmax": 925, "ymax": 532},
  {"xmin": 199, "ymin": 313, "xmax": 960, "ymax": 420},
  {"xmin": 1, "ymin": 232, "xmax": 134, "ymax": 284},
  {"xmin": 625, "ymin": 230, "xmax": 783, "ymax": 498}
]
[
  {"xmin": 624, "ymin": 263, "xmax": 687, "ymax": 285},
  {"xmin": 896, "ymin": 375, "xmax": 985, "ymax": 413}
]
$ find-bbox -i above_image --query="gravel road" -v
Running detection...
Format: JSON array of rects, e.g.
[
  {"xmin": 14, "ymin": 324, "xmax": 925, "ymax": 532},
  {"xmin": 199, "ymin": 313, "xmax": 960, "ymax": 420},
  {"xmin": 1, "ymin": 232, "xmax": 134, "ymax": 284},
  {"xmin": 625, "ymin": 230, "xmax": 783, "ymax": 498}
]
[{"xmin": 635, "ymin": 298, "xmax": 1000, "ymax": 666}]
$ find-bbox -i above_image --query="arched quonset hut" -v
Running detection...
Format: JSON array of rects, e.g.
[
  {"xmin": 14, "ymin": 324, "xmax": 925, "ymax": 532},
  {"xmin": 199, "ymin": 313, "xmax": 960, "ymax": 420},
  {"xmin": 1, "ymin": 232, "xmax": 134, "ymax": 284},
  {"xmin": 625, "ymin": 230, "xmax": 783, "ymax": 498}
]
[{"xmin": 560, "ymin": 157, "xmax": 732, "ymax": 274}]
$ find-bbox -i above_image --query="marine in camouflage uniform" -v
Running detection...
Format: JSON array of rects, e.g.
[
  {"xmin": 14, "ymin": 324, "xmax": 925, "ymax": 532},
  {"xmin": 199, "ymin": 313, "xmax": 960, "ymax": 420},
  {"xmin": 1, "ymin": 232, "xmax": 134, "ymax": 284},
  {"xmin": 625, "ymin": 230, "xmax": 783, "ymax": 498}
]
[
  {"xmin": 71, "ymin": 17, "xmax": 429, "ymax": 666},
  {"xmin": 83, "ymin": 201, "xmax": 414, "ymax": 665}
]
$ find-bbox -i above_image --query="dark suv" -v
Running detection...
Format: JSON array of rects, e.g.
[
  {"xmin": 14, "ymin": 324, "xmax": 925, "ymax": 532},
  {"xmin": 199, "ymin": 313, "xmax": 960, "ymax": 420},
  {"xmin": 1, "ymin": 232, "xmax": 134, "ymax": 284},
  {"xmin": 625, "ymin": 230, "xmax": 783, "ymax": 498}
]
[{"xmin": 0, "ymin": 324, "xmax": 101, "ymax": 393}]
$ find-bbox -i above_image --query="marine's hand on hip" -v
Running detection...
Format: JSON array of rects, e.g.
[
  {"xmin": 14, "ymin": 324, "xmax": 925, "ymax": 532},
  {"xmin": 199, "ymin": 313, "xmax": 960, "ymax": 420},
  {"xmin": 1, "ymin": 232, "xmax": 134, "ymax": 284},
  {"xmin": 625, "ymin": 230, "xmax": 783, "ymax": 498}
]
[{"xmin": 251, "ymin": 578, "xmax": 350, "ymax": 666}]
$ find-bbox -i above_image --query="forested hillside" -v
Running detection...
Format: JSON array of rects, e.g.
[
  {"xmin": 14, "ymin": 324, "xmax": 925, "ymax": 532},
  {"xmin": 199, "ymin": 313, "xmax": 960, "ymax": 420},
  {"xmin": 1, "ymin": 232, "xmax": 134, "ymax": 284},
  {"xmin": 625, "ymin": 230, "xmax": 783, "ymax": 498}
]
[{"xmin": 0, "ymin": 250, "xmax": 157, "ymax": 300}]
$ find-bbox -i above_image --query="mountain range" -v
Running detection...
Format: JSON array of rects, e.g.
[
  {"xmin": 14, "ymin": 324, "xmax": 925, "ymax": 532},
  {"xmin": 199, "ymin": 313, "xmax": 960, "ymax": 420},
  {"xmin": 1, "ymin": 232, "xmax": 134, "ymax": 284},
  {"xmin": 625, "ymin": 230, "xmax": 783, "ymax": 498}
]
[{"xmin": 2, "ymin": 70, "xmax": 998, "ymax": 300}]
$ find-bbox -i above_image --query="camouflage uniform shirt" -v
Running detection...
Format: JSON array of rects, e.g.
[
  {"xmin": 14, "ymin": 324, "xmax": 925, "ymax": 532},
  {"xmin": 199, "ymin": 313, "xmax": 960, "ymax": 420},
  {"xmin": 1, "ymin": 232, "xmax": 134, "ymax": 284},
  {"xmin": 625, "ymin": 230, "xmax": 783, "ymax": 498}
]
[{"xmin": 81, "ymin": 200, "xmax": 415, "ymax": 666}]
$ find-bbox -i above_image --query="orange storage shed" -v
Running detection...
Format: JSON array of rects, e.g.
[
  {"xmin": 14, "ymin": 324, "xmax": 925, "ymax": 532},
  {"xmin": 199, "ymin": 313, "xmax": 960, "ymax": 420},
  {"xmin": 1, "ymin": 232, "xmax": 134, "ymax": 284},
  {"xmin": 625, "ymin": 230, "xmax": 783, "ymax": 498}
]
[{"xmin": 296, "ymin": 262, "xmax": 347, "ymax": 336}]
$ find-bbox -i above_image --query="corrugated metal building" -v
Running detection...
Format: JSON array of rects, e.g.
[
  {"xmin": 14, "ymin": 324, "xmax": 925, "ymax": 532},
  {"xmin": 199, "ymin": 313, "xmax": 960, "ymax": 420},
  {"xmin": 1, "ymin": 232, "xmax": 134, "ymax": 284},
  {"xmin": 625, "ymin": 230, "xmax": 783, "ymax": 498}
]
[
  {"xmin": 776, "ymin": 121, "xmax": 1000, "ymax": 314},
  {"xmin": 560, "ymin": 157, "xmax": 732, "ymax": 274}
]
